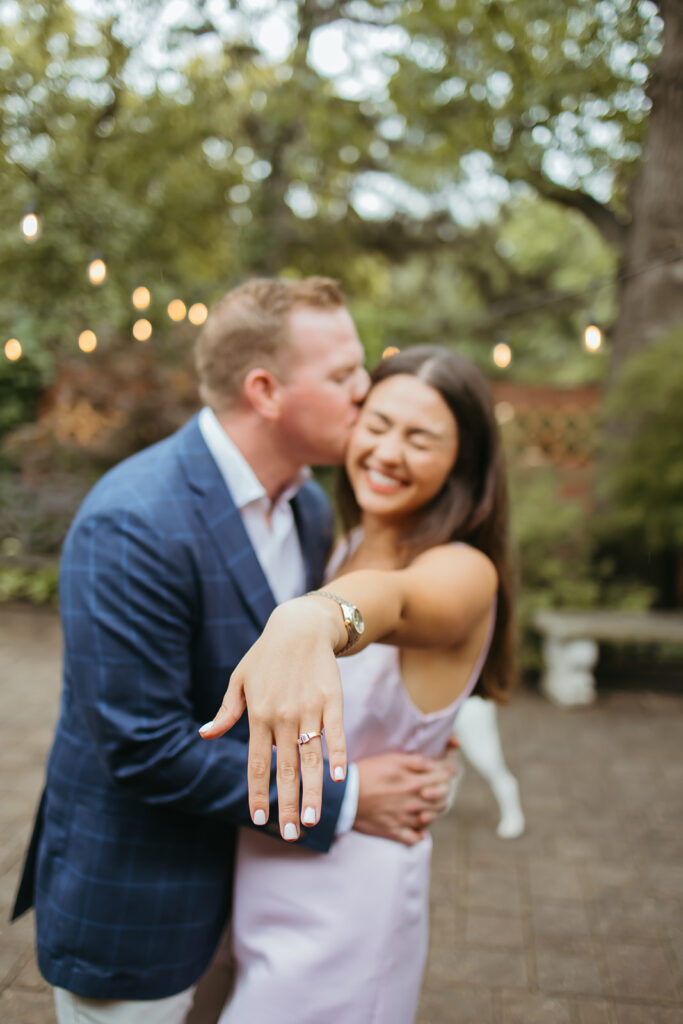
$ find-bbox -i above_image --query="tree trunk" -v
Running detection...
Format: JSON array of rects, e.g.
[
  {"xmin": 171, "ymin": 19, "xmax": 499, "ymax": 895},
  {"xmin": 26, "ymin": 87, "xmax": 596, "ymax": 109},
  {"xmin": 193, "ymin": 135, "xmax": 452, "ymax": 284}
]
[
  {"xmin": 596, "ymin": 3, "xmax": 683, "ymax": 606},
  {"xmin": 608, "ymin": 0, "xmax": 683, "ymax": 381}
]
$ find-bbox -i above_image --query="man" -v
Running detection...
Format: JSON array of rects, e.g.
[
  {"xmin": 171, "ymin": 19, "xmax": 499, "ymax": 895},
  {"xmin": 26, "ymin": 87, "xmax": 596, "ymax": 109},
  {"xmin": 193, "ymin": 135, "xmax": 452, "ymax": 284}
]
[{"xmin": 13, "ymin": 277, "xmax": 455, "ymax": 1024}]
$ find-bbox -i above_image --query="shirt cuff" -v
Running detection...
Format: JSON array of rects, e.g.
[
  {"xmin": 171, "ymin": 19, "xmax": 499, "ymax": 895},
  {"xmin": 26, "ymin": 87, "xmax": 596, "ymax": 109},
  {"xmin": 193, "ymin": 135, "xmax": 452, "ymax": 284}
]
[{"xmin": 334, "ymin": 762, "xmax": 359, "ymax": 835}]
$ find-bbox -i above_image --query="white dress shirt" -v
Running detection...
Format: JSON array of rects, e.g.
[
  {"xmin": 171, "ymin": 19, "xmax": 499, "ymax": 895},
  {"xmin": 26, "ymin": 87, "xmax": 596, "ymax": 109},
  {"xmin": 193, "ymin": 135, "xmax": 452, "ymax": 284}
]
[{"xmin": 198, "ymin": 407, "xmax": 358, "ymax": 833}]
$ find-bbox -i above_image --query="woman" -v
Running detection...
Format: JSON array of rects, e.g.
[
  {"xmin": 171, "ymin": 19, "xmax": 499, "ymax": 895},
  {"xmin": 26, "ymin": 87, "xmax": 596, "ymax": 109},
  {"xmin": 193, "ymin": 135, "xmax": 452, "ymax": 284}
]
[{"xmin": 209, "ymin": 346, "xmax": 515, "ymax": 1022}]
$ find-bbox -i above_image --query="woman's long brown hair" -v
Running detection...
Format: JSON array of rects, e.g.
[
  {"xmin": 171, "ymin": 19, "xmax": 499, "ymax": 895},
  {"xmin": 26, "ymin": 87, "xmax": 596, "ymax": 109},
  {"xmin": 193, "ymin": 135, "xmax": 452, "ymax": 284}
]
[{"xmin": 337, "ymin": 345, "xmax": 516, "ymax": 701}]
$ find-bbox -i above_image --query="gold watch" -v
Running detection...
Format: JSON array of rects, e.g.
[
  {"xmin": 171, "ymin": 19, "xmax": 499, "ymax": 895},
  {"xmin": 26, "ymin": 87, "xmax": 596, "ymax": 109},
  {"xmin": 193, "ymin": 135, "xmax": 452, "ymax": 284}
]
[{"xmin": 306, "ymin": 591, "xmax": 365, "ymax": 656}]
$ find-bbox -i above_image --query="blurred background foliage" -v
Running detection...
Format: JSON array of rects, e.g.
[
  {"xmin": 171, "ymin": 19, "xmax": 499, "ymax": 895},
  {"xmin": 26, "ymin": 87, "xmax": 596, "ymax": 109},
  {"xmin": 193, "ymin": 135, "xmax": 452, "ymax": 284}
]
[
  {"xmin": 1, "ymin": 0, "xmax": 681, "ymax": 677},
  {"xmin": 597, "ymin": 326, "xmax": 683, "ymax": 558}
]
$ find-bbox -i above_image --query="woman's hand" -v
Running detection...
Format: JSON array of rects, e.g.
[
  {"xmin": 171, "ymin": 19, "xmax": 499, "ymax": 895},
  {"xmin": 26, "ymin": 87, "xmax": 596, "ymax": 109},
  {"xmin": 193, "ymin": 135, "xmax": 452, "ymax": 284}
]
[{"xmin": 199, "ymin": 599, "xmax": 348, "ymax": 841}]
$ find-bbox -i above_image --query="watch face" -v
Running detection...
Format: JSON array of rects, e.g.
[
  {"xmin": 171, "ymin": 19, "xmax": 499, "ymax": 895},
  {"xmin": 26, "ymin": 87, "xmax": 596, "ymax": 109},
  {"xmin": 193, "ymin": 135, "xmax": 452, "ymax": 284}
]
[{"xmin": 351, "ymin": 608, "xmax": 365, "ymax": 634}]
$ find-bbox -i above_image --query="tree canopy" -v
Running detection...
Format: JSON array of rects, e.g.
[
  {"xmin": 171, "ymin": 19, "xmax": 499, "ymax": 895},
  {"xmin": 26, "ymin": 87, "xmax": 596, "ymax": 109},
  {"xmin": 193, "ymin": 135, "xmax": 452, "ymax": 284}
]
[{"xmin": 2, "ymin": 0, "xmax": 668, "ymax": 411}]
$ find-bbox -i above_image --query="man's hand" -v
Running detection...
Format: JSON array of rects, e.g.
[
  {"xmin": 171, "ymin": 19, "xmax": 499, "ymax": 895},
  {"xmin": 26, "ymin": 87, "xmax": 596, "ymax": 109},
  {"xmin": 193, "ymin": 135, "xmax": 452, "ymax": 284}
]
[{"xmin": 354, "ymin": 746, "xmax": 459, "ymax": 847}]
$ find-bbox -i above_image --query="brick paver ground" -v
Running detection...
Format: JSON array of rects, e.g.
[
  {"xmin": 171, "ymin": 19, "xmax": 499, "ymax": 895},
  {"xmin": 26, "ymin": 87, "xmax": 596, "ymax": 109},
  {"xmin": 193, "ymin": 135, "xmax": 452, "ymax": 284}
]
[{"xmin": 1, "ymin": 604, "xmax": 681, "ymax": 1023}]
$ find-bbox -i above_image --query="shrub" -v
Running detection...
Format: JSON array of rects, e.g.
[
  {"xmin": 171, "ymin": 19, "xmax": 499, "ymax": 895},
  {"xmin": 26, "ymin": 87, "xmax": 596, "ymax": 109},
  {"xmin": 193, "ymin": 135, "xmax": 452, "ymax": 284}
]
[
  {"xmin": 510, "ymin": 465, "xmax": 654, "ymax": 672},
  {"xmin": 597, "ymin": 326, "xmax": 683, "ymax": 555}
]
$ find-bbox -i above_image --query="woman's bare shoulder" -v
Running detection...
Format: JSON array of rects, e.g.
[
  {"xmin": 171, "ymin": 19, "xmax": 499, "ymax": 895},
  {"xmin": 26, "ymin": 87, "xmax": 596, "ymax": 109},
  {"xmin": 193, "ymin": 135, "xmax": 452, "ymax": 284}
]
[{"xmin": 409, "ymin": 542, "xmax": 498, "ymax": 593}]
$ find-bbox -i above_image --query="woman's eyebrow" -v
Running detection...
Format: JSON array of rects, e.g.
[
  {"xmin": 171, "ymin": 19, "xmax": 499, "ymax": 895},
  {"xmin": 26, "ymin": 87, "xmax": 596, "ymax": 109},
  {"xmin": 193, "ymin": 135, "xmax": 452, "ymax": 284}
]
[{"xmin": 365, "ymin": 408, "xmax": 391, "ymax": 423}]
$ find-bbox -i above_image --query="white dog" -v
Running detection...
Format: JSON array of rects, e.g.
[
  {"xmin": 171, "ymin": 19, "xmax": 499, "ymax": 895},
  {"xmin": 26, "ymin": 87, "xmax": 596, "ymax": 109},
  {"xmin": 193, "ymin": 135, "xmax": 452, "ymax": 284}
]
[{"xmin": 450, "ymin": 696, "xmax": 525, "ymax": 838}]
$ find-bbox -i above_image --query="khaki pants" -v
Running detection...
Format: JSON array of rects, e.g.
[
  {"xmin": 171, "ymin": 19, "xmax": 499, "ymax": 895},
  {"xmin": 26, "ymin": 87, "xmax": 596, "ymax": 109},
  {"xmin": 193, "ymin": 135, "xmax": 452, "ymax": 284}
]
[
  {"xmin": 54, "ymin": 925, "xmax": 234, "ymax": 1024},
  {"xmin": 54, "ymin": 985, "xmax": 196, "ymax": 1024}
]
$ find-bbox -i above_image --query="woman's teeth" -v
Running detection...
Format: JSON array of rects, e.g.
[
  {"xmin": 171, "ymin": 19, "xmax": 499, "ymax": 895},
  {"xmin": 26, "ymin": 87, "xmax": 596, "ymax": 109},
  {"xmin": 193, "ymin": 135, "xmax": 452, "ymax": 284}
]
[{"xmin": 366, "ymin": 469, "xmax": 403, "ymax": 490}]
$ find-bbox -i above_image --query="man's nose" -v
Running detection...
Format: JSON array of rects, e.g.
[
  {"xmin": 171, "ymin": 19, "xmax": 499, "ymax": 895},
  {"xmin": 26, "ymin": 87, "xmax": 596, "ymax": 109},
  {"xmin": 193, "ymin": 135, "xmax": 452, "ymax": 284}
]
[{"xmin": 353, "ymin": 367, "xmax": 371, "ymax": 402}]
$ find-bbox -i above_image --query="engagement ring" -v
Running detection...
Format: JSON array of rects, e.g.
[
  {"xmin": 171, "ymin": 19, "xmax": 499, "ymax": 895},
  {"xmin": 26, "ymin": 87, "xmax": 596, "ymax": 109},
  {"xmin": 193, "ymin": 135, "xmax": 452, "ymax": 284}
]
[{"xmin": 297, "ymin": 730, "xmax": 324, "ymax": 745}]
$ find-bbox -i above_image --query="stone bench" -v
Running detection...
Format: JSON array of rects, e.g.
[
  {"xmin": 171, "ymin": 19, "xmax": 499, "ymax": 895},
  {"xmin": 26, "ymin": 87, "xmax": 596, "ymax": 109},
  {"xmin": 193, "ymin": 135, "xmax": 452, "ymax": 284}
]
[{"xmin": 532, "ymin": 609, "xmax": 683, "ymax": 707}]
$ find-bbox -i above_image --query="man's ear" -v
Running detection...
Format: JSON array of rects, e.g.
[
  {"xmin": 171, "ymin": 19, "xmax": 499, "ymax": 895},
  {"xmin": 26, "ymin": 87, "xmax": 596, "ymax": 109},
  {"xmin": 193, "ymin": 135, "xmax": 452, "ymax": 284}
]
[{"xmin": 243, "ymin": 367, "xmax": 283, "ymax": 421}]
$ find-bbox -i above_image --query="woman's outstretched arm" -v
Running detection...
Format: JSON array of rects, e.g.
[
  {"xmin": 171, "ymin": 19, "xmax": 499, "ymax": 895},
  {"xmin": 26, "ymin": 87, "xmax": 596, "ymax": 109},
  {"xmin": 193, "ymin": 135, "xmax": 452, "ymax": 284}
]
[{"xmin": 200, "ymin": 543, "xmax": 496, "ymax": 841}]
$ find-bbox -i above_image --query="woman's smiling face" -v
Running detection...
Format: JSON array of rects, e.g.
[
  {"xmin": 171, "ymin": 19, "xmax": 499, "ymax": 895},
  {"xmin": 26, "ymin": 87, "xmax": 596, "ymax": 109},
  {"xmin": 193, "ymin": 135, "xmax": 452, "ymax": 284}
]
[{"xmin": 345, "ymin": 373, "xmax": 459, "ymax": 523}]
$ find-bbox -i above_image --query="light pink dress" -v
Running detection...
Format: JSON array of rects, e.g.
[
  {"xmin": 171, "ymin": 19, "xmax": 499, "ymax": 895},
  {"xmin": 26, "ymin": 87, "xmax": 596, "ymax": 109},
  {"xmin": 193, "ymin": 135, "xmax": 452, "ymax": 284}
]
[{"xmin": 220, "ymin": 554, "xmax": 495, "ymax": 1024}]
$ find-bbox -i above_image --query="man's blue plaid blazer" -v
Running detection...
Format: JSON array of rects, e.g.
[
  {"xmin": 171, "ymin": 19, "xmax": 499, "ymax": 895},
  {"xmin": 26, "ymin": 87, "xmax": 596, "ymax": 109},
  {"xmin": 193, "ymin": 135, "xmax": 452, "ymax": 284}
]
[{"xmin": 12, "ymin": 414, "xmax": 343, "ymax": 1000}]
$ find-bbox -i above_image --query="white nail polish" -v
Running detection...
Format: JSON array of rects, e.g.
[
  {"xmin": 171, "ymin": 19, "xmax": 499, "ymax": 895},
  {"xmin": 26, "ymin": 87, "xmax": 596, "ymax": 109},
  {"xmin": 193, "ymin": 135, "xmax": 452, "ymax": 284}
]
[
  {"xmin": 334, "ymin": 766, "xmax": 345, "ymax": 781},
  {"xmin": 253, "ymin": 809, "xmax": 266, "ymax": 826},
  {"xmin": 302, "ymin": 806, "xmax": 316, "ymax": 825},
  {"xmin": 283, "ymin": 823, "xmax": 298, "ymax": 840},
  {"xmin": 198, "ymin": 721, "xmax": 214, "ymax": 734}
]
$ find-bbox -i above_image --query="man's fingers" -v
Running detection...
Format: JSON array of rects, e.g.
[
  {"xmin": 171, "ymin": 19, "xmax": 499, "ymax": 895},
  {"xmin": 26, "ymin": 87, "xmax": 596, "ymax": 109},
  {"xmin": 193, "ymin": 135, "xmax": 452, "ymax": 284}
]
[
  {"xmin": 397, "ymin": 752, "xmax": 431, "ymax": 773},
  {"xmin": 417, "ymin": 761, "xmax": 457, "ymax": 790},
  {"xmin": 323, "ymin": 701, "xmax": 347, "ymax": 784},
  {"xmin": 398, "ymin": 827, "xmax": 425, "ymax": 847},
  {"xmin": 299, "ymin": 732, "xmax": 324, "ymax": 828},
  {"xmin": 247, "ymin": 723, "xmax": 273, "ymax": 827},
  {"xmin": 198, "ymin": 680, "xmax": 246, "ymax": 739},
  {"xmin": 419, "ymin": 783, "xmax": 450, "ymax": 804}
]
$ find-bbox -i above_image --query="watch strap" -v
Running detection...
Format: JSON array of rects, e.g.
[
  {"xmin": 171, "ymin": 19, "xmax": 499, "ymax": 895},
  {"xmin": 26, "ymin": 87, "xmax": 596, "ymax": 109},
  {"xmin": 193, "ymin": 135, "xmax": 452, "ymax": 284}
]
[{"xmin": 306, "ymin": 590, "xmax": 363, "ymax": 655}]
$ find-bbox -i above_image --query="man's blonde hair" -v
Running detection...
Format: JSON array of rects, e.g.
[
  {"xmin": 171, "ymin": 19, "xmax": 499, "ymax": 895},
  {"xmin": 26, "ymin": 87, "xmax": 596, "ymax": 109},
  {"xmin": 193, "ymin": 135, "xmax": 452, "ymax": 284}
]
[{"xmin": 194, "ymin": 276, "xmax": 346, "ymax": 411}]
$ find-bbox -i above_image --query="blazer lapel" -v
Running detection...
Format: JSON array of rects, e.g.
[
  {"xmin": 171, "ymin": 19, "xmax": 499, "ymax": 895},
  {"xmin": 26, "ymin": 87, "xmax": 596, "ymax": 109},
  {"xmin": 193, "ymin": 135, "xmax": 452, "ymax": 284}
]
[
  {"xmin": 176, "ymin": 417, "xmax": 276, "ymax": 631},
  {"xmin": 291, "ymin": 487, "xmax": 333, "ymax": 592}
]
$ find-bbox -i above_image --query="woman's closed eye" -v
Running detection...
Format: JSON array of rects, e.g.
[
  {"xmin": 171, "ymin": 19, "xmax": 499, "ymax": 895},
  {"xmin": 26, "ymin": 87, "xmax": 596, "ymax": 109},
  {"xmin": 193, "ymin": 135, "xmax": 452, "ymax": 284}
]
[{"xmin": 407, "ymin": 430, "xmax": 438, "ymax": 451}]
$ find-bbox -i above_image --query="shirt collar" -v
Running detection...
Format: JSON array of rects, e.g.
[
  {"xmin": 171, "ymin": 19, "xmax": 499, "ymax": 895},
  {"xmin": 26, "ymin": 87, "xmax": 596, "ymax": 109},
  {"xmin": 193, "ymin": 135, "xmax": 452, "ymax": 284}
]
[{"xmin": 197, "ymin": 406, "xmax": 311, "ymax": 511}]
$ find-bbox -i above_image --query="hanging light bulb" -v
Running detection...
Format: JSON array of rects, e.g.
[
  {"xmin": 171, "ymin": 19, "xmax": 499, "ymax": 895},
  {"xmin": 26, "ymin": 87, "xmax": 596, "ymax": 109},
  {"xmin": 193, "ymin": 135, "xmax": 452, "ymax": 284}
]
[
  {"xmin": 494, "ymin": 401, "xmax": 515, "ymax": 425},
  {"xmin": 132, "ymin": 286, "xmax": 151, "ymax": 310},
  {"xmin": 188, "ymin": 302, "xmax": 208, "ymax": 326},
  {"xmin": 382, "ymin": 346, "xmax": 400, "ymax": 359},
  {"xmin": 88, "ymin": 255, "xmax": 107, "ymax": 285},
  {"xmin": 492, "ymin": 342, "xmax": 512, "ymax": 368},
  {"xmin": 4, "ymin": 338, "xmax": 22, "ymax": 361},
  {"xmin": 21, "ymin": 206, "xmax": 41, "ymax": 242},
  {"xmin": 167, "ymin": 299, "xmax": 187, "ymax": 322},
  {"xmin": 583, "ymin": 324, "xmax": 602, "ymax": 352},
  {"xmin": 78, "ymin": 330, "xmax": 97, "ymax": 353},
  {"xmin": 133, "ymin": 318, "xmax": 152, "ymax": 341}
]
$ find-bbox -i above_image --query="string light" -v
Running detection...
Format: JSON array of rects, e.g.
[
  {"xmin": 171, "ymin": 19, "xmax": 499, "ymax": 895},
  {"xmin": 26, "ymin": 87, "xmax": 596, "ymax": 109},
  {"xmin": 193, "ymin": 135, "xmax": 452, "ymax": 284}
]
[
  {"xmin": 88, "ymin": 256, "xmax": 107, "ymax": 286},
  {"xmin": 583, "ymin": 324, "xmax": 602, "ymax": 352},
  {"xmin": 78, "ymin": 330, "xmax": 97, "ymax": 353},
  {"xmin": 494, "ymin": 400, "xmax": 515, "ymax": 425},
  {"xmin": 188, "ymin": 302, "xmax": 208, "ymax": 326},
  {"xmin": 382, "ymin": 346, "xmax": 400, "ymax": 359},
  {"xmin": 132, "ymin": 286, "xmax": 151, "ymax": 310},
  {"xmin": 167, "ymin": 299, "xmax": 187, "ymax": 322},
  {"xmin": 492, "ymin": 342, "xmax": 512, "ymax": 368},
  {"xmin": 133, "ymin": 318, "xmax": 152, "ymax": 341},
  {"xmin": 21, "ymin": 208, "xmax": 41, "ymax": 242},
  {"xmin": 4, "ymin": 338, "xmax": 22, "ymax": 361}
]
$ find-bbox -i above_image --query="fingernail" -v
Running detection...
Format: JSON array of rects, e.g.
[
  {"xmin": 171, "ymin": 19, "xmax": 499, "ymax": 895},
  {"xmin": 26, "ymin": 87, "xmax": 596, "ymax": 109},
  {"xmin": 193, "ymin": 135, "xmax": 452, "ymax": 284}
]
[
  {"xmin": 283, "ymin": 823, "xmax": 298, "ymax": 841},
  {"xmin": 333, "ymin": 766, "xmax": 345, "ymax": 781},
  {"xmin": 253, "ymin": 809, "xmax": 266, "ymax": 826},
  {"xmin": 198, "ymin": 721, "xmax": 214, "ymax": 734},
  {"xmin": 302, "ymin": 806, "xmax": 316, "ymax": 825}
]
